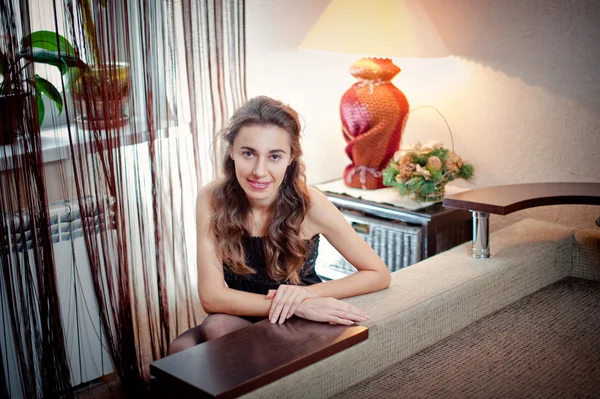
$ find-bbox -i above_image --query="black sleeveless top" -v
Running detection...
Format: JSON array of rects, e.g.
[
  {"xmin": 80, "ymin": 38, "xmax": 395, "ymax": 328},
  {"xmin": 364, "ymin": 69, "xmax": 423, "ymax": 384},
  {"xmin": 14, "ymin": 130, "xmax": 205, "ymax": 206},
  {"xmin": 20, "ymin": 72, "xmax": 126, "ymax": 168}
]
[{"xmin": 223, "ymin": 234, "xmax": 322, "ymax": 295}]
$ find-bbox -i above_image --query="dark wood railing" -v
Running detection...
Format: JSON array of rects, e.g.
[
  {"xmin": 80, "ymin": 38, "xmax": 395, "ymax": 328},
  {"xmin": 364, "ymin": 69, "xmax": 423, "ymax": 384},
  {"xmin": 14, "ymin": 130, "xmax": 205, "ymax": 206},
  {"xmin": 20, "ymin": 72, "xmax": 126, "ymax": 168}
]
[
  {"xmin": 443, "ymin": 182, "xmax": 600, "ymax": 258},
  {"xmin": 150, "ymin": 318, "xmax": 368, "ymax": 398}
]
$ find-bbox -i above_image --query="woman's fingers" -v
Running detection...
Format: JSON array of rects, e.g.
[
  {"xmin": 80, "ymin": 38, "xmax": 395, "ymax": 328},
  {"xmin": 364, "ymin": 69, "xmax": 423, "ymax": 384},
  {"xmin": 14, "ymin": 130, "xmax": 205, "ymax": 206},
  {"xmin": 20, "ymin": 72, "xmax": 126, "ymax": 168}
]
[
  {"xmin": 265, "ymin": 289, "xmax": 277, "ymax": 300},
  {"xmin": 329, "ymin": 316, "xmax": 354, "ymax": 326},
  {"xmin": 274, "ymin": 295, "xmax": 369, "ymax": 326},
  {"xmin": 327, "ymin": 306, "xmax": 368, "ymax": 325},
  {"xmin": 334, "ymin": 309, "xmax": 369, "ymax": 323},
  {"xmin": 268, "ymin": 286, "xmax": 314, "ymax": 324},
  {"xmin": 295, "ymin": 297, "xmax": 369, "ymax": 325},
  {"xmin": 277, "ymin": 290, "xmax": 300, "ymax": 324},
  {"xmin": 286, "ymin": 295, "xmax": 305, "ymax": 320},
  {"xmin": 335, "ymin": 302, "xmax": 369, "ymax": 321},
  {"xmin": 325, "ymin": 300, "xmax": 369, "ymax": 323},
  {"xmin": 326, "ymin": 304, "xmax": 368, "ymax": 324},
  {"xmin": 269, "ymin": 286, "xmax": 293, "ymax": 323}
]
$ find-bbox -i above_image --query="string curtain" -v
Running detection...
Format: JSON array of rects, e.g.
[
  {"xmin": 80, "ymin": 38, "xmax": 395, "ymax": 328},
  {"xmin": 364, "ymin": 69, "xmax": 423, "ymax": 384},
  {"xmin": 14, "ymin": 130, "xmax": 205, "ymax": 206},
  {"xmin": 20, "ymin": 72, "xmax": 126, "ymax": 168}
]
[{"xmin": 0, "ymin": 0, "xmax": 246, "ymax": 396}]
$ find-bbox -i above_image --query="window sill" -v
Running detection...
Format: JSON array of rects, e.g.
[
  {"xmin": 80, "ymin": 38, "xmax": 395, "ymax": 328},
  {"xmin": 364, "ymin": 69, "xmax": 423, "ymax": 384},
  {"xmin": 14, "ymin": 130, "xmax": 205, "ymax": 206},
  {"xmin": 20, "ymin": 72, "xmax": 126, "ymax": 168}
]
[{"xmin": 0, "ymin": 118, "xmax": 189, "ymax": 172}]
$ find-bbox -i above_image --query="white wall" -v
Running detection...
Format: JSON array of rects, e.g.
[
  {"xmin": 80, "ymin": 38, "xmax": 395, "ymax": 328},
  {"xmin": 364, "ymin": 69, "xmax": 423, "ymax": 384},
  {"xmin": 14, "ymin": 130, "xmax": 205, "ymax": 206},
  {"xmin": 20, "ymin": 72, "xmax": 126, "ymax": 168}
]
[{"xmin": 246, "ymin": 0, "xmax": 600, "ymax": 229}]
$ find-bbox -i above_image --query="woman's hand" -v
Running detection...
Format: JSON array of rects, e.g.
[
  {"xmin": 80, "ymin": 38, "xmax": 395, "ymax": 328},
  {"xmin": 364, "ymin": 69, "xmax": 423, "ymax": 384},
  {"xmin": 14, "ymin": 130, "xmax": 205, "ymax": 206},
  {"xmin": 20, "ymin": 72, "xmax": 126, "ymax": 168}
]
[
  {"xmin": 266, "ymin": 285, "xmax": 315, "ymax": 324},
  {"xmin": 294, "ymin": 297, "xmax": 369, "ymax": 325}
]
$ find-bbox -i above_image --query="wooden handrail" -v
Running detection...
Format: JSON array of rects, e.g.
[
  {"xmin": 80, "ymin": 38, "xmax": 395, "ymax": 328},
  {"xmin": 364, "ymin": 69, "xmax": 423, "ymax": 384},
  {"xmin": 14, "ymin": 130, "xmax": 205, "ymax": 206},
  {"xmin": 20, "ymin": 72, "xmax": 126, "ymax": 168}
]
[
  {"xmin": 442, "ymin": 183, "xmax": 600, "ymax": 258},
  {"xmin": 150, "ymin": 318, "xmax": 368, "ymax": 398},
  {"xmin": 442, "ymin": 183, "xmax": 600, "ymax": 216}
]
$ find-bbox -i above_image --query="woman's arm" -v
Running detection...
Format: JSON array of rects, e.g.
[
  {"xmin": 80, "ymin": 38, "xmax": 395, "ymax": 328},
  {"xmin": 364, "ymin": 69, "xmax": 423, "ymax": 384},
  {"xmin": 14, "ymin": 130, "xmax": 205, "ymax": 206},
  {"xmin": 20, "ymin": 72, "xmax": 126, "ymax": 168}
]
[
  {"xmin": 267, "ymin": 188, "xmax": 390, "ymax": 323},
  {"xmin": 304, "ymin": 188, "xmax": 391, "ymax": 299},
  {"xmin": 196, "ymin": 182, "xmax": 272, "ymax": 317}
]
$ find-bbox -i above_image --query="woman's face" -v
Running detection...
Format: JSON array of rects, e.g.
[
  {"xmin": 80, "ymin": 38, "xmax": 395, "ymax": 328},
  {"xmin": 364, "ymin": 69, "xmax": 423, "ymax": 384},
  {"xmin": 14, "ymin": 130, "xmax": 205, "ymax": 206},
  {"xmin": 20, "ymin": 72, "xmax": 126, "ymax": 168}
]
[{"xmin": 230, "ymin": 124, "xmax": 293, "ymax": 207}]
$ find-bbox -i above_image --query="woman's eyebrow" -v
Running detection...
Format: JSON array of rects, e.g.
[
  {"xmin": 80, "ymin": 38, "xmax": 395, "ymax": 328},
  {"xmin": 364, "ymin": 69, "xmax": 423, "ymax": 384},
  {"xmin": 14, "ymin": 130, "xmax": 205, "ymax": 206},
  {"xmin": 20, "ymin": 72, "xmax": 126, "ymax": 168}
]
[
  {"xmin": 239, "ymin": 146, "xmax": 287, "ymax": 155},
  {"xmin": 269, "ymin": 149, "xmax": 287, "ymax": 155}
]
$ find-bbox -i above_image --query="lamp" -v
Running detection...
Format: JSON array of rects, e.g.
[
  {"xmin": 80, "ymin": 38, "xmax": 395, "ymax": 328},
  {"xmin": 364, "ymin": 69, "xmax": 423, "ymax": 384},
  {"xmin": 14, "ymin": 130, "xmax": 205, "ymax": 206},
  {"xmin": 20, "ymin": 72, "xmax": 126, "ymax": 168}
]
[{"xmin": 301, "ymin": 0, "xmax": 447, "ymax": 189}]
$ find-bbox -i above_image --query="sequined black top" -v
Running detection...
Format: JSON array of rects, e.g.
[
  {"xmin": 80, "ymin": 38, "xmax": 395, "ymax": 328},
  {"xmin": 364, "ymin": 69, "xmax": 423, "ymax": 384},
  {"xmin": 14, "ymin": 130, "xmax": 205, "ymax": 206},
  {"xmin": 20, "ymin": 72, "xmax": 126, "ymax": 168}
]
[{"xmin": 222, "ymin": 234, "xmax": 322, "ymax": 295}]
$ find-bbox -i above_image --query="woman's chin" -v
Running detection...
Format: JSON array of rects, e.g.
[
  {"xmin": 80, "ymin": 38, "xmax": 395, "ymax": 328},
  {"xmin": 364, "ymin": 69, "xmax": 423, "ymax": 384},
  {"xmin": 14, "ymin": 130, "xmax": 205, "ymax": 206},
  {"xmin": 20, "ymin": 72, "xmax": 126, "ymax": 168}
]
[{"xmin": 242, "ymin": 184, "xmax": 277, "ymax": 203}]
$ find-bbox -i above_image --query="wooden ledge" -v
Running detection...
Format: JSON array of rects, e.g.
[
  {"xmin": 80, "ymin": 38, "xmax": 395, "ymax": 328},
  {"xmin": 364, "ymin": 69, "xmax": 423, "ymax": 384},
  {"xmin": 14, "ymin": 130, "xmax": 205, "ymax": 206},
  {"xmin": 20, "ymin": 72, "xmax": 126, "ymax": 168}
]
[
  {"xmin": 150, "ymin": 318, "xmax": 368, "ymax": 398},
  {"xmin": 443, "ymin": 183, "xmax": 600, "ymax": 215}
]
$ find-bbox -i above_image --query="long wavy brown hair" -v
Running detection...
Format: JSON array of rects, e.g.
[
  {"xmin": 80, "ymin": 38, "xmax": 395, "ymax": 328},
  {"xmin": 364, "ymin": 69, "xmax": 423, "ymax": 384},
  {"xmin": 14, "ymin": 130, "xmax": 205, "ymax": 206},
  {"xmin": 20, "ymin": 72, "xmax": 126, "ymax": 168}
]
[{"xmin": 211, "ymin": 96, "xmax": 311, "ymax": 284}]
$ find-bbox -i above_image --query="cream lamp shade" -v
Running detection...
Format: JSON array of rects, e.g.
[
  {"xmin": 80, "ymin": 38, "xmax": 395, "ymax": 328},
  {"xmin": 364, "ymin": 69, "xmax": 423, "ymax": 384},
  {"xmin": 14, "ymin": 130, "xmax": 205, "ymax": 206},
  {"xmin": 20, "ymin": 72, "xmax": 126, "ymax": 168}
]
[{"xmin": 300, "ymin": 0, "xmax": 447, "ymax": 58}]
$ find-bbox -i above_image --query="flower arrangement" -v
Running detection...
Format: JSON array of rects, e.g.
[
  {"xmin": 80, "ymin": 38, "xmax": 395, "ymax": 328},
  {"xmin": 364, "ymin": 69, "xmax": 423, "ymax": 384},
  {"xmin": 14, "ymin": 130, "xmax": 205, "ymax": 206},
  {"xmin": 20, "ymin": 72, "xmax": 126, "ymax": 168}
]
[{"xmin": 382, "ymin": 140, "xmax": 474, "ymax": 202}]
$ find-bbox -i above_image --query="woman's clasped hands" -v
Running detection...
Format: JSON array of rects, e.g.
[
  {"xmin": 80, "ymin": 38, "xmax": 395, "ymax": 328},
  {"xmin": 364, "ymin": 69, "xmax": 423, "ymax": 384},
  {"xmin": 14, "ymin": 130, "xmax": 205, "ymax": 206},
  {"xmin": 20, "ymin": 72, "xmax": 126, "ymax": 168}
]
[{"xmin": 266, "ymin": 285, "xmax": 370, "ymax": 325}]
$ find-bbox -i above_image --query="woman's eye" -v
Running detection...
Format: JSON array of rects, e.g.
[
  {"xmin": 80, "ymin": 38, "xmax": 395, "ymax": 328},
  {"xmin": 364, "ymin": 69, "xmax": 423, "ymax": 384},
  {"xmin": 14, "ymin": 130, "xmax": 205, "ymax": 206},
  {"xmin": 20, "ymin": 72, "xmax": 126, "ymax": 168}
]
[
  {"xmin": 243, "ymin": 151, "xmax": 254, "ymax": 158},
  {"xmin": 271, "ymin": 154, "xmax": 281, "ymax": 161}
]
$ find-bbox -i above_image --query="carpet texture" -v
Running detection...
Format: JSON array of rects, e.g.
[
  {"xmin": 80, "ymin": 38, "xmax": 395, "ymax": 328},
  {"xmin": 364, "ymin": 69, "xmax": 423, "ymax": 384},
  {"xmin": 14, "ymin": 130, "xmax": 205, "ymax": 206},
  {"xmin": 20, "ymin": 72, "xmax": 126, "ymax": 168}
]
[{"xmin": 334, "ymin": 277, "xmax": 600, "ymax": 399}]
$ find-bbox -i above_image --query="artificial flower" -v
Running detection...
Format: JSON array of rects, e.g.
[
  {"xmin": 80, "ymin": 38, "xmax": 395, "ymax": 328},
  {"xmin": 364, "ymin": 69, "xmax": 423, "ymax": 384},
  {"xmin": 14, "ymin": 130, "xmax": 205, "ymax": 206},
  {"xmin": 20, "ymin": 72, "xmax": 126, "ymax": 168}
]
[
  {"xmin": 398, "ymin": 163, "xmax": 416, "ymax": 180},
  {"xmin": 413, "ymin": 164, "xmax": 432, "ymax": 180},
  {"xmin": 426, "ymin": 156, "xmax": 442, "ymax": 171},
  {"xmin": 445, "ymin": 151, "xmax": 464, "ymax": 172},
  {"xmin": 419, "ymin": 140, "xmax": 443, "ymax": 154}
]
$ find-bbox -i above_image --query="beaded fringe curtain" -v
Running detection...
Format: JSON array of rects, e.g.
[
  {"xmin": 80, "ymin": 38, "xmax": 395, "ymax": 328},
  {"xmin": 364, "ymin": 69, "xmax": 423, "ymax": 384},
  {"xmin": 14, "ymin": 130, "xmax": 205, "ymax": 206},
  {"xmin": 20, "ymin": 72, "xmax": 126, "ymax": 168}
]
[
  {"xmin": 183, "ymin": 0, "xmax": 247, "ymax": 183},
  {"xmin": 0, "ymin": 0, "xmax": 246, "ymax": 397},
  {"xmin": 0, "ymin": 1, "xmax": 72, "ymax": 397}
]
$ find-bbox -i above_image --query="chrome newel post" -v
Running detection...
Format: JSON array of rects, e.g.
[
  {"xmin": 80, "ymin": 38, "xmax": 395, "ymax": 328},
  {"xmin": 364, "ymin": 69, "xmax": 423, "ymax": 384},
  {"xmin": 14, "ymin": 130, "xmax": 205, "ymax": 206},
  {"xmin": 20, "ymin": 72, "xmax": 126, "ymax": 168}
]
[{"xmin": 471, "ymin": 211, "xmax": 490, "ymax": 258}]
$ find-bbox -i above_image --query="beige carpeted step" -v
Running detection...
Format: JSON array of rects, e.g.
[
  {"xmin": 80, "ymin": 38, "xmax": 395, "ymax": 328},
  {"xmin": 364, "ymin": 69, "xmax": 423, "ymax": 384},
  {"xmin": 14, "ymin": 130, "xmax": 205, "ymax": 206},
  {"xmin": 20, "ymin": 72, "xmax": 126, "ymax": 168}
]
[{"xmin": 334, "ymin": 277, "xmax": 600, "ymax": 399}]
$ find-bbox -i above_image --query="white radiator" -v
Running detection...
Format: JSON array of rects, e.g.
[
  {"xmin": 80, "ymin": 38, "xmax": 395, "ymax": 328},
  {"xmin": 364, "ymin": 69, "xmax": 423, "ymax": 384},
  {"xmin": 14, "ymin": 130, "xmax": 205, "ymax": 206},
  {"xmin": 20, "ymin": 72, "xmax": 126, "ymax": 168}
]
[{"xmin": 1, "ymin": 198, "xmax": 115, "ymax": 397}]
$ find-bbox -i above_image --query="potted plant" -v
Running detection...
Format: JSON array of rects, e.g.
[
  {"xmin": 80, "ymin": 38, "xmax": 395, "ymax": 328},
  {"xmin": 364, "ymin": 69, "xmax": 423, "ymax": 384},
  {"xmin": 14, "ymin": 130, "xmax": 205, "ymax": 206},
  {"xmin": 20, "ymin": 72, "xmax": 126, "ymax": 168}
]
[
  {"xmin": 0, "ymin": 30, "xmax": 85, "ymax": 145},
  {"xmin": 71, "ymin": 62, "xmax": 131, "ymax": 130},
  {"xmin": 71, "ymin": 0, "xmax": 131, "ymax": 130}
]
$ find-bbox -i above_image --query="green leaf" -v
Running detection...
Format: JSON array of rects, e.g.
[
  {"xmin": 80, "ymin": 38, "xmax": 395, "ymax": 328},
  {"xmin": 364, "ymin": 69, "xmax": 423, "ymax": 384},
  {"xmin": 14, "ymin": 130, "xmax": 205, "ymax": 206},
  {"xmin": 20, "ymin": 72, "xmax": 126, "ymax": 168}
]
[
  {"xmin": 405, "ymin": 177, "xmax": 425, "ymax": 191},
  {"xmin": 428, "ymin": 168, "xmax": 442, "ymax": 181},
  {"xmin": 21, "ymin": 48, "xmax": 83, "ymax": 75},
  {"xmin": 21, "ymin": 31, "xmax": 76, "ymax": 57},
  {"xmin": 394, "ymin": 182, "xmax": 410, "ymax": 196},
  {"xmin": 414, "ymin": 154, "xmax": 428, "ymax": 166},
  {"xmin": 382, "ymin": 165, "xmax": 399, "ymax": 186},
  {"xmin": 430, "ymin": 147, "xmax": 448, "ymax": 162},
  {"xmin": 36, "ymin": 90, "xmax": 45, "ymax": 126},
  {"xmin": 66, "ymin": 67, "xmax": 84, "ymax": 91},
  {"xmin": 458, "ymin": 163, "xmax": 475, "ymax": 179},
  {"xmin": 420, "ymin": 181, "xmax": 436, "ymax": 195},
  {"xmin": 35, "ymin": 74, "xmax": 62, "ymax": 114}
]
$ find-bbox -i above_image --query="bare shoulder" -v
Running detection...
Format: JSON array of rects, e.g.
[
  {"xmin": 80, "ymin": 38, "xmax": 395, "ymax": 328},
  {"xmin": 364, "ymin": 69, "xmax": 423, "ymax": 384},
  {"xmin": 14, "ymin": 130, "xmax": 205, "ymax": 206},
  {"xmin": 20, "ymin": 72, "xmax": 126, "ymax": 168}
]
[
  {"xmin": 307, "ymin": 186, "xmax": 331, "ymax": 212},
  {"xmin": 196, "ymin": 178, "xmax": 225, "ymax": 208},
  {"xmin": 196, "ymin": 178, "xmax": 224, "ymax": 224},
  {"xmin": 305, "ymin": 187, "xmax": 340, "ymax": 234}
]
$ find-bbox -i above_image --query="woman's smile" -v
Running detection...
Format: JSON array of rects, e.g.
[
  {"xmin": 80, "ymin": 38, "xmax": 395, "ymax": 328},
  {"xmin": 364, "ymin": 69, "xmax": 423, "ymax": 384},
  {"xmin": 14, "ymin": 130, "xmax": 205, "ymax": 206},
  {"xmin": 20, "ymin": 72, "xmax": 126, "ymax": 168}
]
[{"xmin": 247, "ymin": 179, "xmax": 271, "ymax": 191}]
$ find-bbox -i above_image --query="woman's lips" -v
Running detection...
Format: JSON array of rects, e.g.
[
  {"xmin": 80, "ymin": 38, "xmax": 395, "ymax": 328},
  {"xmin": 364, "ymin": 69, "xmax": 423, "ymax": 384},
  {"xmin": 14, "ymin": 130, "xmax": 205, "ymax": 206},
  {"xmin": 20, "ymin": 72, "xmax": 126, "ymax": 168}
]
[{"xmin": 247, "ymin": 179, "xmax": 271, "ymax": 190}]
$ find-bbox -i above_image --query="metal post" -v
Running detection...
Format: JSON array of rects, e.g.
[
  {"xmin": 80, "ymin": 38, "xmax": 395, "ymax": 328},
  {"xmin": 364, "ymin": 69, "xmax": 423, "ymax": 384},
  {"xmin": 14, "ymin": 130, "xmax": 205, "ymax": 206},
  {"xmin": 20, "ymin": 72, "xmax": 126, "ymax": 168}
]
[{"xmin": 471, "ymin": 211, "xmax": 490, "ymax": 259}]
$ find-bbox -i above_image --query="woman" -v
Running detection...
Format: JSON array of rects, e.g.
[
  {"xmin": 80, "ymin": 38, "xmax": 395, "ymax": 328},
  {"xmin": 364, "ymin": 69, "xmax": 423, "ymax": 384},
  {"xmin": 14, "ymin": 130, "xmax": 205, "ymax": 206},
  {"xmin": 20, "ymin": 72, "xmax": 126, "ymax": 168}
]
[{"xmin": 168, "ymin": 96, "xmax": 390, "ymax": 355}]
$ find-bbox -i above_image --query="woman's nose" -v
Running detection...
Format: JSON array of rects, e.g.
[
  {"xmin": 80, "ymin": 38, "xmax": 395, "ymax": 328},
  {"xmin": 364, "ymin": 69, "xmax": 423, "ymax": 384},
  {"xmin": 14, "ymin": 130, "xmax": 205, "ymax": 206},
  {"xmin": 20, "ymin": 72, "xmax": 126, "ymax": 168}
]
[{"xmin": 253, "ymin": 158, "xmax": 268, "ymax": 177}]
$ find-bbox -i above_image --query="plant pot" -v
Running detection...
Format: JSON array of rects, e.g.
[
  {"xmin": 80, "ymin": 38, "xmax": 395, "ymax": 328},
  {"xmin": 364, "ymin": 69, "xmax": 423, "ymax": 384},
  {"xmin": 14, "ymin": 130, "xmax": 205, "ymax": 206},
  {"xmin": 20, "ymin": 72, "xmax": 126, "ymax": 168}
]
[
  {"xmin": 74, "ymin": 97, "xmax": 130, "ymax": 130},
  {"xmin": 0, "ymin": 92, "xmax": 29, "ymax": 145},
  {"xmin": 72, "ymin": 62, "xmax": 130, "ymax": 130}
]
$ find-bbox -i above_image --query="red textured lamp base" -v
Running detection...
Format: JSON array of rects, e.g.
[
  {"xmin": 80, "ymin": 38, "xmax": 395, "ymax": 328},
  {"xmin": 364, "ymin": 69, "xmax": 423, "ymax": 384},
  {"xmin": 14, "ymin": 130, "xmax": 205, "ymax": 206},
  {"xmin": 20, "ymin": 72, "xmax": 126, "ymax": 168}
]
[
  {"xmin": 340, "ymin": 58, "xmax": 409, "ymax": 190},
  {"xmin": 343, "ymin": 164, "xmax": 384, "ymax": 190}
]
